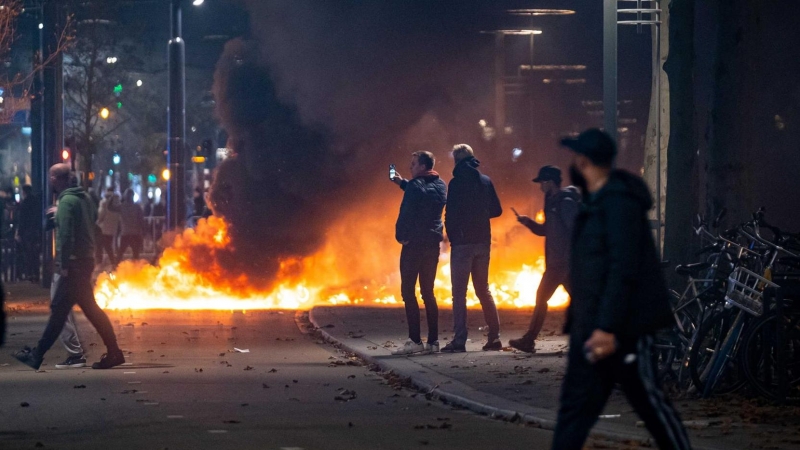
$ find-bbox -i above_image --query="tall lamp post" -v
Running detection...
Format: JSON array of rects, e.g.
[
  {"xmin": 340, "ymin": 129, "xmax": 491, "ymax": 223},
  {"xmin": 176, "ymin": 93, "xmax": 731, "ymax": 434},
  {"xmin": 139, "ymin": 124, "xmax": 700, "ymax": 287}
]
[
  {"xmin": 166, "ymin": 0, "xmax": 187, "ymax": 230},
  {"xmin": 167, "ymin": 0, "xmax": 204, "ymax": 229},
  {"xmin": 479, "ymin": 29, "xmax": 542, "ymax": 151},
  {"xmin": 605, "ymin": 0, "xmax": 664, "ymax": 254}
]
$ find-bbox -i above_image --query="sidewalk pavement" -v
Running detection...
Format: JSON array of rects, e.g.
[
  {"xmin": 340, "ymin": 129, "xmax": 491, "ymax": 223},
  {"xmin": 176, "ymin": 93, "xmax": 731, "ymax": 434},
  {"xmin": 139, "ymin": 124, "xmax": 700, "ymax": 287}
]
[{"xmin": 310, "ymin": 305, "xmax": 800, "ymax": 450}]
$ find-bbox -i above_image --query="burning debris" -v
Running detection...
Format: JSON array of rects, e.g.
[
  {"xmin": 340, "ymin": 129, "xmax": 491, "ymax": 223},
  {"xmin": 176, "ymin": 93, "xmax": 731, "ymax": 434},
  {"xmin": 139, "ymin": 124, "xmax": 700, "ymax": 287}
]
[{"xmin": 93, "ymin": 34, "xmax": 570, "ymax": 312}]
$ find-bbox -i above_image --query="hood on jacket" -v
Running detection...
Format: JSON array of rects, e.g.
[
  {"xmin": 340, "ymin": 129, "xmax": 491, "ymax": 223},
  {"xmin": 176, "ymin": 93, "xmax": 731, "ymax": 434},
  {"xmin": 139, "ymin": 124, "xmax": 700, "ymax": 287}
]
[
  {"xmin": 58, "ymin": 186, "xmax": 87, "ymax": 201},
  {"xmin": 553, "ymin": 185, "xmax": 581, "ymax": 203},
  {"xmin": 452, "ymin": 156, "xmax": 481, "ymax": 178},
  {"xmin": 594, "ymin": 169, "xmax": 653, "ymax": 210},
  {"xmin": 415, "ymin": 170, "xmax": 441, "ymax": 181}
]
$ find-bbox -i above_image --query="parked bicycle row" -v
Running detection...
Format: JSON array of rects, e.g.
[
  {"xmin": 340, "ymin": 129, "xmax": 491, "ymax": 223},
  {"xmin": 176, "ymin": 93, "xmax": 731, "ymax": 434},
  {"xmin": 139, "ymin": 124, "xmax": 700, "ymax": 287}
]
[{"xmin": 658, "ymin": 207, "xmax": 800, "ymax": 402}]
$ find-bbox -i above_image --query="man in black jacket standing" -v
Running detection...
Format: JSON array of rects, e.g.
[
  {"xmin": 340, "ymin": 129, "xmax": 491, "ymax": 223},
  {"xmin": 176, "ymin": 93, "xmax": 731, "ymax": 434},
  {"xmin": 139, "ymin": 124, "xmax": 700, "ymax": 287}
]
[
  {"xmin": 443, "ymin": 144, "xmax": 503, "ymax": 353},
  {"xmin": 509, "ymin": 166, "xmax": 580, "ymax": 353},
  {"xmin": 391, "ymin": 151, "xmax": 447, "ymax": 355},
  {"xmin": 552, "ymin": 129, "xmax": 690, "ymax": 449}
]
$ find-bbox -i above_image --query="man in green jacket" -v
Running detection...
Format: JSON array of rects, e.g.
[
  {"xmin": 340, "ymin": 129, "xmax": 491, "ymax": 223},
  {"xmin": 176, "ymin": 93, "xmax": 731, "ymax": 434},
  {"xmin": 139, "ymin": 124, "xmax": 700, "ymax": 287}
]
[{"xmin": 13, "ymin": 164, "xmax": 124, "ymax": 370}]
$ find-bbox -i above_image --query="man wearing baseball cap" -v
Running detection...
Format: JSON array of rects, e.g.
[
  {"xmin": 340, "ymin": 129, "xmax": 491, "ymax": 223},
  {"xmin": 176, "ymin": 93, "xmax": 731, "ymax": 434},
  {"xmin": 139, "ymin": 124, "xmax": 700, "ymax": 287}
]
[
  {"xmin": 552, "ymin": 129, "xmax": 690, "ymax": 449},
  {"xmin": 509, "ymin": 165, "xmax": 580, "ymax": 353}
]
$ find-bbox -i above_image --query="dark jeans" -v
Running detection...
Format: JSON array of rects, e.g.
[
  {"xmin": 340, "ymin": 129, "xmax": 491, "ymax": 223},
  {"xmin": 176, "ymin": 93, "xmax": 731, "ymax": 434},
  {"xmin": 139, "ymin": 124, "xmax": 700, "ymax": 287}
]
[
  {"xmin": 20, "ymin": 237, "xmax": 40, "ymax": 281},
  {"xmin": 553, "ymin": 334, "xmax": 691, "ymax": 450},
  {"xmin": 400, "ymin": 244, "xmax": 440, "ymax": 344},
  {"xmin": 520, "ymin": 265, "xmax": 569, "ymax": 343},
  {"xmin": 450, "ymin": 243, "xmax": 500, "ymax": 346},
  {"xmin": 97, "ymin": 234, "xmax": 117, "ymax": 266},
  {"xmin": 118, "ymin": 234, "xmax": 143, "ymax": 261},
  {"xmin": 35, "ymin": 259, "xmax": 119, "ymax": 357}
]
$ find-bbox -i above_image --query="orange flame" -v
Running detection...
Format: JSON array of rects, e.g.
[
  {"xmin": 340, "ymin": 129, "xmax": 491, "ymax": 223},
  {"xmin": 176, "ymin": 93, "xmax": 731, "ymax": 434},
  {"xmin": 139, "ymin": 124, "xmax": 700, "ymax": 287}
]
[
  {"xmin": 96, "ymin": 203, "xmax": 569, "ymax": 311},
  {"xmin": 535, "ymin": 209, "xmax": 545, "ymax": 224}
]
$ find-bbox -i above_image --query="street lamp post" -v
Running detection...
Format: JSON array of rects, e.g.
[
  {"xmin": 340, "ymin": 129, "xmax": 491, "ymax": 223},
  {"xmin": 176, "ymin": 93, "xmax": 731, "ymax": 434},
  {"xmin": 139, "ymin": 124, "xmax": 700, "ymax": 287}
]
[
  {"xmin": 167, "ymin": 0, "xmax": 187, "ymax": 230},
  {"xmin": 603, "ymin": 0, "xmax": 618, "ymax": 144}
]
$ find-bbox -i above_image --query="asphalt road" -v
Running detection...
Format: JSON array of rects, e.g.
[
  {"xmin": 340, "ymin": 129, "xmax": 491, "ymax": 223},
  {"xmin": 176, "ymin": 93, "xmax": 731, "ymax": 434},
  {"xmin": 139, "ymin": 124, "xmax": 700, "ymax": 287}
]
[{"xmin": 0, "ymin": 308, "xmax": 555, "ymax": 450}]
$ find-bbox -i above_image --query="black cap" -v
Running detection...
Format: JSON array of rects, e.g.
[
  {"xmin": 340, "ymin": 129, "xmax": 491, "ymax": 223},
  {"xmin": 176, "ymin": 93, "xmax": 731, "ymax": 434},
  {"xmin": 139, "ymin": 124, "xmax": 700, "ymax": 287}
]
[
  {"xmin": 560, "ymin": 128, "xmax": 617, "ymax": 164},
  {"xmin": 532, "ymin": 165, "xmax": 562, "ymax": 184}
]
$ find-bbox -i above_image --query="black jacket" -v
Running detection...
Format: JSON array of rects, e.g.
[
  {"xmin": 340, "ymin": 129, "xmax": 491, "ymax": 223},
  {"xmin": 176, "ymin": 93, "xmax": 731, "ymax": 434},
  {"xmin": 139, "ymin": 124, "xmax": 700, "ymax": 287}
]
[
  {"xmin": 523, "ymin": 186, "xmax": 581, "ymax": 268},
  {"xmin": 395, "ymin": 173, "xmax": 447, "ymax": 246},
  {"xmin": 445, "ymin": 157, "xmax": 502, "ymax": 246},
  {"xmin": 566, "ymin": 170, "xmax": 672, "ymax": 339}
]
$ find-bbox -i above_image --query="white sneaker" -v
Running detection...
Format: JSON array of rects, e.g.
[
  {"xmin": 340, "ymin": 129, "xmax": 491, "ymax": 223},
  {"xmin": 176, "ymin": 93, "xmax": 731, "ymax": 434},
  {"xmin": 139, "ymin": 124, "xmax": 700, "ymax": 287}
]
[
  {"xmin": 392, "ymin": 339, "xmax": 425, "ymax": 355},
  {"xmin": 425, "ymin": 341, "xmax": 440, "ymax": 354}
]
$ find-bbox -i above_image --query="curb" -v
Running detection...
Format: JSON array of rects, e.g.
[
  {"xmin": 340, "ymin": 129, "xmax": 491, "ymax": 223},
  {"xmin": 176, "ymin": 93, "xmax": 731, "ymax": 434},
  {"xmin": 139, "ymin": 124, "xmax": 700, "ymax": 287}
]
[{"xmin": 304, "ymin": 308, "xmax": 708, "ymax": 448}]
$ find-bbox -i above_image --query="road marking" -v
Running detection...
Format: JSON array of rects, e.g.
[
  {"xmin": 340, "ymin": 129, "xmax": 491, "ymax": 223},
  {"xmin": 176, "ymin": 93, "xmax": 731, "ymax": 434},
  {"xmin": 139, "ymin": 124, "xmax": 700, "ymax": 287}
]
[
  {"xmin": 167, "ymin": 415, "xmax": 184, "ymax": 419},
  {"xmin": 128, "ymin": 381, "xmax": 142, "ymax": 384},
  {"xmin": 207, "ymin": 430, "xmax": 228, "ymax": 434},
  {"xmin": 124, "ymin": 371, "xmax": 136, "ymax": 374},
  {"xmin": 143, "ymin": 402, "xmax": 159, "ymax": 406}
]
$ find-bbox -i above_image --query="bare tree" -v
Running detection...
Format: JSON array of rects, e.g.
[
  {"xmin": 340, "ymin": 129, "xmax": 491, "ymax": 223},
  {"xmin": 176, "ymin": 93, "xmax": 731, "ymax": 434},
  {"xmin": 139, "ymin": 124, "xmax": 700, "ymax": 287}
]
[{"xmin": 0, "ymin": 0, "xmax": 71, "ymax": 125}]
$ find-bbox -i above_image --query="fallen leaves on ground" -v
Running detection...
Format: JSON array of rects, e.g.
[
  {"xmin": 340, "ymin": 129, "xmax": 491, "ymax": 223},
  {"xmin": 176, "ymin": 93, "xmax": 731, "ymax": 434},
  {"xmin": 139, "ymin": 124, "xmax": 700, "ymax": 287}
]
[{"xmin": 335, "ymin": 389, "xmax": 357, "ymax": 402}]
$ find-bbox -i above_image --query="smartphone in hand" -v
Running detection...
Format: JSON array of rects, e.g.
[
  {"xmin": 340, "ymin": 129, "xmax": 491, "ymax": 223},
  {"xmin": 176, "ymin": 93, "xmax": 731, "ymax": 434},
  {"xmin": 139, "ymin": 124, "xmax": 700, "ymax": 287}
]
[{"xmin": 389, "ymin": 164, "xmax": 396, "ymax": 180}]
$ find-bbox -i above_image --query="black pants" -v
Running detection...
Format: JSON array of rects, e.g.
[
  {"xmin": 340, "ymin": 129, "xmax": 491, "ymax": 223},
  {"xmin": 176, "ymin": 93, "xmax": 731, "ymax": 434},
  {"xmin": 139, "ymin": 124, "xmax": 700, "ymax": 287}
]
[
  {"xmin": 36, "ymin": 260, "xmax": 119, "ymax": 357},
  {"xmin": 118, "ymin": 235, "xmax": 143, "ymax": 261},
  {"xmin": 400, "ymin": 244, "xmax": 440, "ymax": 344},
  {"xmin": 553, "ymin": 334, "xmax": 691, "ymax": 450},
  {"xmin": 97, "ymin": 234, "xmax": 117, "ymax": 266},
  {"xmin": 521, "ymin": 266, "xmax": 569, "ymax": 343},
  {"xmin": 20, "ymin": 237, "xmax": 40, "ymax": 281}
]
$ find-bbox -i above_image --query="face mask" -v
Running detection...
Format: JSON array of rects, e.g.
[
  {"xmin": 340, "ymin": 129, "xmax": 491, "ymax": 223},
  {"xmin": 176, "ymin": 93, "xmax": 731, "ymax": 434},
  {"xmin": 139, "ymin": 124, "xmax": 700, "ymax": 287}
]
[{"xmin": 569, "ymin": 164, "xmax": 587, "ymax": 195}]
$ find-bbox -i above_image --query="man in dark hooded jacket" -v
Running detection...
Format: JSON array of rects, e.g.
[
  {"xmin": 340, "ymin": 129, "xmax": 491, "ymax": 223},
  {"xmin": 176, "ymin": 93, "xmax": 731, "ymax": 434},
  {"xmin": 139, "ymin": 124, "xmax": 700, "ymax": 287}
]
[
  {"xmin": 443, "ymin": 144, "xmax": 503, "ymax": 353},
  {"xmin": 391, "ymin": 151, "xmax": 447, "ymax": 355},
  {"xmin": 552, "ymin": 130, "xmax": 690, "ymax": 450},
  {"xmin": 13, "ymin": 164, "xmax": 125, "ymax": 371},
  {"xmin": 510, "ymin": 165, "xmax": 580, "ymax": 353}
]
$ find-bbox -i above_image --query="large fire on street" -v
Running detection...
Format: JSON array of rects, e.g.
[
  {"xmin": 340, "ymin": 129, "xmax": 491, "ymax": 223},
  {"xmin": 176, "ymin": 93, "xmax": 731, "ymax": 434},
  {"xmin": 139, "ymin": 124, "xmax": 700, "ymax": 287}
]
[{"xmin": 94, "ymin": 214, "xmax": 569, "ymax": 312}]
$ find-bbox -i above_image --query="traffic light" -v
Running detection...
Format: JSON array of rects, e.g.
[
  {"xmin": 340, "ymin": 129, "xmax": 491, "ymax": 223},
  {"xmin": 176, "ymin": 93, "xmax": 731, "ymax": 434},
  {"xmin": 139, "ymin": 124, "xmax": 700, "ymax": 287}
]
[
  {"xmin": 112, "ymin": 153, "xmax": 121, "ymax": 165},
  {"xmin": 192, "ymin": 144, "xmax": 206, "ymax": 164}
]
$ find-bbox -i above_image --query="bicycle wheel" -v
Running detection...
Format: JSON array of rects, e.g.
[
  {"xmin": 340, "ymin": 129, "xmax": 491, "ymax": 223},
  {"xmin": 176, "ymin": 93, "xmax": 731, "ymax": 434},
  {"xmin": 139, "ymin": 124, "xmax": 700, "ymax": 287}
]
[
  {"xmin": 654, "ymin": 327, "xmax": 692, "ymax": 391},
  {"xmin": 741, "ymin": 312, "xmax": 800, "ymax": 401},
  {"xmin": 688, "ymin": 309, "xmax": 748, "ymax": 395}
]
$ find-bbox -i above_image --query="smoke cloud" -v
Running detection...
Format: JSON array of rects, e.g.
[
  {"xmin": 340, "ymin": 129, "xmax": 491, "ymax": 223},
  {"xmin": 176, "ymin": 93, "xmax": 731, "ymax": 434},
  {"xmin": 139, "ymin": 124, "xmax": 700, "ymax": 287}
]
[{"xmin": 204, "ymin": 1, "xmax": 543, "ymax": 290}]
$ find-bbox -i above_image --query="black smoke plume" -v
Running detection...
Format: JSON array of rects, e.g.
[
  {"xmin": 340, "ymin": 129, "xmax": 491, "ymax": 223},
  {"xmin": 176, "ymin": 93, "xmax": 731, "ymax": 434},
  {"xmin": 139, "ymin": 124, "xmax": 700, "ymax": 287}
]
[
  {"xmin": 207, "ymin": 39, "xmax": 341, "ymax": 290},
  {"xmin": 203, "ymin": 1, "xmax": 514, "ymax": 290}
]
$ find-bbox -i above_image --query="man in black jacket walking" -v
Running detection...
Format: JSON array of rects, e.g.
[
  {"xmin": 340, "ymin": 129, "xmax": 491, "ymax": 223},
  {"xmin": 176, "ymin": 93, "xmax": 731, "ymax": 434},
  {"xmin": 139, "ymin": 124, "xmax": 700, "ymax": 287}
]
[
  {"xmin": 509, "ymin": 166, "xmax": 580, "ymax": 353},
  {"xmin": 391, "ymin": 151, "xmax": 447, "ymax": 355},
  {"xmin": 443, "ymin": 144, "xmax": 503, "ymax": 353},
  {"xmin": 552, "ymin": 129, "xmax": 690, "ymax": 449}
]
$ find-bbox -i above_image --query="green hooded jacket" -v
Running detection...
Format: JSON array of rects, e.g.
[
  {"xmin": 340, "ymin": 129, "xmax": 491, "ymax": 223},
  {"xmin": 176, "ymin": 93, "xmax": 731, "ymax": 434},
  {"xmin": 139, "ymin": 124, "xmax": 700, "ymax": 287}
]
[{"xmin": 55, "ymin": 186, "xmax": 96, "ymax": 268}]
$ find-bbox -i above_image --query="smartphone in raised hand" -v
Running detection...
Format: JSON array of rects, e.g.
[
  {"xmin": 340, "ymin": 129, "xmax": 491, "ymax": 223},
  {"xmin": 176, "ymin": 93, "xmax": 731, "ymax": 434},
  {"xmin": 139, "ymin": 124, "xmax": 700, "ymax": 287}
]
[{"xmin": 389, "ymin": 164, "xmax": 396, "ymax": 180}]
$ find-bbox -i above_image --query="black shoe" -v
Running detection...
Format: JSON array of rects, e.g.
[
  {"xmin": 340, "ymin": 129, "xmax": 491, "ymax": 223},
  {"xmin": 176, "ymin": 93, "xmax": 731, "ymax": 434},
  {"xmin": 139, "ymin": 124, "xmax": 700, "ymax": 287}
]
[
  {"xmin": 508, "ymin": 337, "xmax": 536, "ymax": 353},
  {"xmin": 482, "ymin": 338, "xmax": 503, "ymax": 351},
  {"xmin": 92, "ymin": 350, "xmax": 125, "ymax": 369},
  {"xmin": 441, "ymin": 342, "xmax": 466, "ymax": 353},
  {"xmin": 13, "ymin": 347, "xmax": 43, "ymax": 370},
  {"xmin": 55, "ymin": 355, "xmax": 87, "ymax": 369}
]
